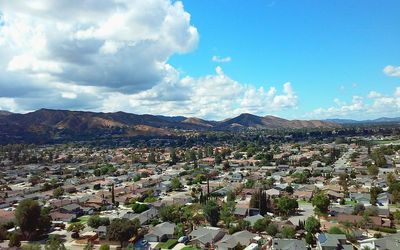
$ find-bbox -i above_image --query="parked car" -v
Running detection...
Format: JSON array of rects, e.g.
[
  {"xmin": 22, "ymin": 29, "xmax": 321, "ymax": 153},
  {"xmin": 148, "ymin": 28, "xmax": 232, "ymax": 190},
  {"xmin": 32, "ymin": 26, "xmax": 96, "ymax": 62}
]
[{"xmin": 178, "ymin": 236, "xmax": 189, "ymax": 244}]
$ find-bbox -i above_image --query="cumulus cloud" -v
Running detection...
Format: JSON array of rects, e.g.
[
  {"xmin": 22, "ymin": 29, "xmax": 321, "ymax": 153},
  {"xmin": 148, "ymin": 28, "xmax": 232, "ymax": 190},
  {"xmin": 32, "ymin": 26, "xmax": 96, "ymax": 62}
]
[
  {"xmin": 0, "ymin": 1, "xmax": 299, "ymax": 119},
  {"xmin": 383, "ymin": 65, "xmax": 400, "ymax": 77},
  {"xmin": 212, "ymin": 55, "xmax": 232, "ymax": 63},
  {"xmin": 0, "ymin": 0, "xmax": 198, "ymax": 93},
  {"xmin": 101, "ymin": 67, "xmax": 298, "ymax": 120},
  {"xmin": 310, "ymin": 87, "xmax": 400, "ymax": 119}
]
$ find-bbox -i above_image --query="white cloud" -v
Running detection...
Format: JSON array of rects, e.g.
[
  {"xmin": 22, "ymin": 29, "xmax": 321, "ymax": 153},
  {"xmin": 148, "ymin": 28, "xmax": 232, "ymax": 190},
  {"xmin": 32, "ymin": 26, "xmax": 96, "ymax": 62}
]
[
  {"xmin": 212, "ymin": 55, "xmax": 232, "ymax": 63},
  {"xmin": 383, "ymin": 65, "xmax": 400, "ymax": 77},
  {"xmin": 101, "ymin": 67, "xmax": 298, "ymax": 120},
  {"xmin": 309, "ymin": 87, "xmax": 400, "ymax": 119},
  {"xmin": 0, "ymin": 1, "xmax": 299, "ymax": 119},
  {"xmin": 0, "ymin": 0, "xmax": 199, "ymax": 92}
]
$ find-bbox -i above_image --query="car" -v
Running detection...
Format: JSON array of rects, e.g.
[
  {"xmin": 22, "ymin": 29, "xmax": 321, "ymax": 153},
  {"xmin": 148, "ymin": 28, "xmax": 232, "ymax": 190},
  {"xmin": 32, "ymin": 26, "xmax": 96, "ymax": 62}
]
[
  {"xmin": 178, "ymin": 236, "xmax": 189, "ymax": 244},
  {"xmin": 141, "ymin": 240, "xmax": 149, "ymax": 245}
]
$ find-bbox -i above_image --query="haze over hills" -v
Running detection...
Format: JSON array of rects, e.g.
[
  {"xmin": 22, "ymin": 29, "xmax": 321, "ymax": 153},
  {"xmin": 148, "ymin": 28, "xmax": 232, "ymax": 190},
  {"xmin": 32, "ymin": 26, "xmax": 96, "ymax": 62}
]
[{"xmin": 325, "ymin": 117, "xmax": 400, "ymax": 124}]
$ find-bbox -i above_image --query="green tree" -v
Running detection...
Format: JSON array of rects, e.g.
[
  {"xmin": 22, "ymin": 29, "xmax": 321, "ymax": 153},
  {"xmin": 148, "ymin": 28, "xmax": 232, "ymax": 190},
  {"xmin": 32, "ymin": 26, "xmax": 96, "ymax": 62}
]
[
  {"xmin": 266, "ymin": 223, "xmax": 278, "ymax": 236},
  {"xmin": 160, "ymin": 205, "xmax": 181, "ymax": 223},
  {"xmin": 328, "ymin": 226, "xmax": 345, "ymax": 234},
  {"xmin": 83, "ymin": 242, "xmax": 94, "ymax": 250},
  {"xmin": 220, "ymin": 201, "xmax": 235, "ymax": 227},
  {"xmin": 276, "ymin": 196, "xmax": 298, "ymax": 217},
  {"xmin": 88, "ymin": 215, "xmax": 110, "ymax": 229},
  {"xmin": 171, "ymin": 177, "xmax": 183, "ymax": 191},
  {"xmin": 107, "ymin": 218, "xmax": 140, "ymax": 247},
  {"xmin": 305, "ymin": 231, "xmax": 314, "ymax": 245},
  {"xmin": 45, "ymin": 235, "xmax": 66, "ymax": 250},
  {"xmin": 280, "ymin": 226, "xmax": 296, "ymax": 239},
  {"xmin": 52, "ymin": 187, "xmax": 64, "ymax": 198},
  {"xmin": 203, "ymin": 200, "xmax": 220, "ymax": 226},
  {"xmin": 15, "ymin": 198, "xmax": 41, "ymax": 240},
  {"xmin": 370, "ymin": 186, "xmax": 383, "ymax": 205},
  {"xmin": 311, "ymin": 192, "xmax": 330, "ymax": 215},
  {"xmin": 367, "ymin": 164, "xmax": 379, "ymax": 176},
  {"xmin": 227, "ymin": 190, "xmax": 236, "ymax": 202},
  {"xmin": 99, "ymin": 245, "xmax": 110, "ymax": 250},
  {"xmin": 22, "ymin": 243, "xmax": 41, "ymax": 250},
  {"xmin": 8, "ymin": 233, "xmax": 21, "ymax": 247},
  {"xmin": 67, "ymin": 223, "xmax": 85, "ymax": 238},
  {"xmin": 305, "ymin": 216, "xmax": 320, "ymax": 234}
]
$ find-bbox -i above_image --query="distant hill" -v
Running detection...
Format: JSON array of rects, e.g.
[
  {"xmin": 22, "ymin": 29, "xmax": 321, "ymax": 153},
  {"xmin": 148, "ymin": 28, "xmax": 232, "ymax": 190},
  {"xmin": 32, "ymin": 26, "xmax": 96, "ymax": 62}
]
[
  {"xmin": 219, "ymin": 113, "xmax": 339, "ymax": 130},
  {"xmin": 326, "ymin": 117, "xmax": 400, "ymax": 124},
  {"xmin": 0, "ymin": 110, "xmax": 12, "ymax": 116},
  {"xmin": 0, "ymin": 109, "xmax": 339, "ymax": 143}
]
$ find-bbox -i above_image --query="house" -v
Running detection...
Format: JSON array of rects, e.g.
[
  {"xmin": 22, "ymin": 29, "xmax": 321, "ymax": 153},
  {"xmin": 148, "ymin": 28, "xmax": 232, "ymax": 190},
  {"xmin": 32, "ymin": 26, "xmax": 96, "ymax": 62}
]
[
  {"xmin": 215, "ymin": 230, "xmax": 258, "ymax": 250},
  {"xmin": 144, "ymin": 222, "xmax": 176, "ymax": 242},
  {"xmin": 231, "ymin": 173, "xmax": 243, "ymax": 182},
  {"xmin": 234, "ymin": 207, "xmax": 248, "ymax": 218},
  {"xmin": 244, "ymin": 214, "xmax": 264, "ymax": 227},
  {"xmin": 264, "ymin": 188, "xmax": 281, "ymax": 198},
  {"xmin": 95, "ymin": 225, "xmax": 107, "ymax": 239},
  {"xmin": 270, "ymin": 239, "xmax": 307, "ymax": 250},
  {"xmin": 59, "ymin": 203, "xmax": 84, "ymax": 216},
  {"xmin": 316, "ymin": 233, "xmax": 352, "ymax": 250},
  {"xmin": 359, "ymin": 232, "xmax": 400, "ymax": 250},
  {"xmin": 189, "ymin": 227, "xmax": 225, "ymax": 248},
  {"xmin": 335, "ymin": 213, "xmax": 392, "ymax": 228}
]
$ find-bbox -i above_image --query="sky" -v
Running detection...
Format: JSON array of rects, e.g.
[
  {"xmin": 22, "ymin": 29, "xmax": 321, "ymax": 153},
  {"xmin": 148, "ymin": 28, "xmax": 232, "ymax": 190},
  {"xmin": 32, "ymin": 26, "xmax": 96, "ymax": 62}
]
[{"xmin": 0, "ymin": 0, "xmax": 399, "ymax": 120}]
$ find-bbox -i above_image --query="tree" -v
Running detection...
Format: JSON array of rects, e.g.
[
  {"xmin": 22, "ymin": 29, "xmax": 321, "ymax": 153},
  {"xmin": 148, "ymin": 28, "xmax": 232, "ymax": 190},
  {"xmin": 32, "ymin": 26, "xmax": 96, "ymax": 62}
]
[
  {"xmin": 227, "ymin": 190, "xmax": 236, "ymax": 202},
  {"xmin": 220, "ymin": 201, "xmax": 235, "ymax": 227},
  {"xmin": 305, "ymin": 232, "xmax": 314, "ymax": 245},
  {"xmin": 171, "ymin": 177, "xmax": 183, "ymax": 191},
  {"xmin": 312, "ymin": 192, "xmax": 330, "ymax": 215},
  {"xmin": 266, "ymin": 223, "xmax": 278, "ymax": 236},
  {"xmin": 353, "ymin": 203, "xmax": 365, "ymax": 215},
  {"xmin": 83, "ymin": 242, "xmax": 94, "ymax": 250},
  {"xmin": 8, "ymin": 233, "xmax": 21, "ymax": 247},
  {"xmin": 45, "ymin": 235, "xmax": 66, "ymax": 250},
  {"xmin": 367, "ymin": 164, "xmax": 379, "ymax": 177},
  {"xmin": 203, "ymin": 200, "xmax": 220, "ymax": 227},
  {"xmin": 107, "ymin": 218, "xmax": 140, "ymax": 247},
  {"xmin": 276, "ymin": 196, "xmax": 298, "ymax": 217},
  {"xmin": 132, "ymin": 203, "xmax": 149, "ymax": 213},
  {"xmin": 53, "ymin": 187, "xmax": 64, "ymax": 198},
  {"xmin": 328, "ymin": 226, "xmax": 345, "ymax": 234},
  {"xmin": 280, "ymin": 226, "xmax": 296, "ymax": 239},
  {"xmin": 285, "ymin": 185, "xmax": 294, "ymax": 195},
  {"xmin": 67, "ymin": 223, "xmax": 85, "ymax": 238},
  {"xmin": 160, "ymin": 205, "xmax": 181, "ymax": 223},
  {"xmin": 15, "ymin": 198, "xmax": 41, "ymax": 240},
  {"xmin": 338, "ymin": 173, "xmax": 349, "ymax": 194},
  {"xmin": 305, "ymin": 216, "xmax": 320, "ymax": 234},
  {"xmin": 22, "ymin": 243, "xmax": 41, "ymax": 250},
  {"xmin": 370, "ymin": 186, "xmax": 383, "ymax": 205},
  {"xmin": 215, "ymin": 153, "xmax": 222, "ymax": 165},
  {"xmin": 99, "ymin": 245, "xmax": 110, "ymax": 250},
  {"xmin": 88, "ymin": 215, "xmax": 110, "ymax": 229}
]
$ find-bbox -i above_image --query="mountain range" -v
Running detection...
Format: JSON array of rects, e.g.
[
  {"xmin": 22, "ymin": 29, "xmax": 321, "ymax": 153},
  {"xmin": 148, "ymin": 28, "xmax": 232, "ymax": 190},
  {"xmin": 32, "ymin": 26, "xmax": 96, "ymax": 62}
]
[{"xmin": 0, "ymin": 109, "xmax": 340, "ymax": 143}]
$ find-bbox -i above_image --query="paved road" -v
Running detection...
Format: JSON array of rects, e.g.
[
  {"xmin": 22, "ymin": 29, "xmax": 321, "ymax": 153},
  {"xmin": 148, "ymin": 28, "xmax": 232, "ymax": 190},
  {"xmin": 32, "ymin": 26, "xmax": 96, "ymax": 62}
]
[{"xmin": 288, "ymin": 203, "xmax": 314, "ymax": 225}]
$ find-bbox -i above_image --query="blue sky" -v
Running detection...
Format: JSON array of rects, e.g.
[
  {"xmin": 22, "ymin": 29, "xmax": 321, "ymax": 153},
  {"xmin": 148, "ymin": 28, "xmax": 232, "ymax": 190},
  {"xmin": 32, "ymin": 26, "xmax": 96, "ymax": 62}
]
[
  {"xmin": 0, "ymin": 0, "xmax": 399, "ymax": 120},
  {"xmin": 170, "ymin": 0, "xmax": 400, "ymax": 119}
]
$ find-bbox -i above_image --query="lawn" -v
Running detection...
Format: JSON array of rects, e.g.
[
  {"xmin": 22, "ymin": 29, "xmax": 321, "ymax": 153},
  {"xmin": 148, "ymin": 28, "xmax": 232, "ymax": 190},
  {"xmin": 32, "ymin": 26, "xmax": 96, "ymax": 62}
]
[
  {"xmin": 182, "ymin": 247, "xmax": 201, "ymax": 250},
  {"xmin": 297, "ymin": 199, "xmax": 311, "ymax": 205},
  {"xmin": 344, "ymin": 199, "xmax": 357, "ymax": 205},
  {"xmin": 370, "ymin": 139, "xmax": 400, "ymax": 145},
  {"xmin": 69, "ymin": 215, "xmax": 90, "ymax": 225},
  {"xmin": 157, "ymin": 239, "xmax": 178, "ymax": 249}
]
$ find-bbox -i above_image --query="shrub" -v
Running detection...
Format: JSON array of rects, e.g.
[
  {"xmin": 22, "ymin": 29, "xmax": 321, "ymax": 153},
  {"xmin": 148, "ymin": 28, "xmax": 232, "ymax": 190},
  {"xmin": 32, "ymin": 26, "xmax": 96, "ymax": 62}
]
[{"xmin": 8, "ymin": 233, "xmax": 21, "ymax": 247}]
